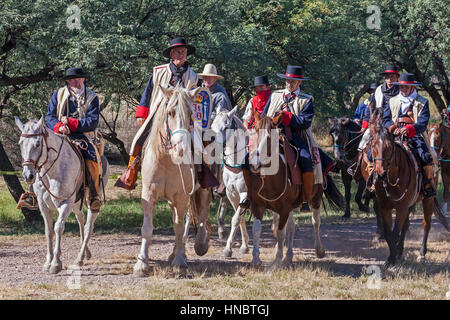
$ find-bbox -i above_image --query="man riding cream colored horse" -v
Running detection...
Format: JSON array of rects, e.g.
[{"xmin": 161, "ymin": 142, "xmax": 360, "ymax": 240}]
[{"xmin": 115, "ymin": 37, "xmax": 198, "ymax": 190}]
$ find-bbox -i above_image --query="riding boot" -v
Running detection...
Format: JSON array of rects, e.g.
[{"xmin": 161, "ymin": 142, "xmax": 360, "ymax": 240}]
[
  {"xmin": 115, "ymin": 146, "xmax": 142, "ymax": 190},
  {"xmin": 302, "ymin": 172, "xmax": 314, "ymax": 203},
  {"xmin": 86, "ymin": 160, "xmax": 102, "ymax": 211},
  {"xmin": 422, "ymin": 164, "xmax": 437, "ymax": 198}
]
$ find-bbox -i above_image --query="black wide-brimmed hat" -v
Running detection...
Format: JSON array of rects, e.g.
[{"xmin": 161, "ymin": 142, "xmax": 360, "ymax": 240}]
[
  {"xmin": 367, "ymin": 83, "xmax": 378, "ymax": 92},
  {"xmin": 277, "ymin": 65, "xmax": 310, "ymax": 80},
  {"xmin": 391, "ymin": 72, "xmax": 423, "ymax": 86},
  {"xmin": 379, "ymin": 65, "xmax": 400, "ymax": 76},
  {"xmin": 250, "ymin": 75, "xmax": 272, "ymax": 88},
  {"xmin": 63, "ymin": 67, "xmax": 89, "ymax": 80},
  {"xmin": 163, "ymin": 38, "xmax": 196, "ymax": 58}
]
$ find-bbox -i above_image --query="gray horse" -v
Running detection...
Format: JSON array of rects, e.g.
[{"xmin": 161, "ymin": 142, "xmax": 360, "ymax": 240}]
[{"xmin": 15, "ymin": 116, "xmax": 109, "ymax": 274}]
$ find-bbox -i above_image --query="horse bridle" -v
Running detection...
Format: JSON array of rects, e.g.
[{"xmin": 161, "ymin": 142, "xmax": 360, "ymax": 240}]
[
  {"xmin": 332, "ymin": 127, "xmax": 362, "ymax": 165},
  {"xmin": 21, "ymin": 129, "xmax": 62, "ymax": 175}
]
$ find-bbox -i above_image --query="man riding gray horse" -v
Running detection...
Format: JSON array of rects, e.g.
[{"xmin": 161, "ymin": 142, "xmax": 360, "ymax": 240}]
[{"xmin": 18, "ymin": 67, "xmax": 102, "ymax": 212}]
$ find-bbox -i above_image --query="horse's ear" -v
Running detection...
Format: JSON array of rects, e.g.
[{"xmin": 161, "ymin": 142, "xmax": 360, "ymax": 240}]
[
  {"xmin": 188, "ymin": 86, "xmax": 202, "ymax": 101},
  {"xmin": 227, "ymin": 106, "xmax": 238, "ymax": 118},
  {"xmin": 159, "ymin": 85, "xmax": 174, "ymax": 98},
  {"xmin": 342, "ymin": 118, "xmax": 350, "ymax": 125},
  {"xmin": 37, "ymin": 115, "xmax": 44, "ymax": 129},
  {"xmin": 272, "ymin": 112, "xmax": 283, "ymax": 126},
  {"xmin": 14, "ymin": 116, "xmax": 25, "ymax": 132}
]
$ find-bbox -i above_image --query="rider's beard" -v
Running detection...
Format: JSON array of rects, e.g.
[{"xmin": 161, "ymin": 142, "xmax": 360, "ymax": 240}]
[{"xmin": 70, "ymin": 84, "xmax": 85, "ymax": 98}]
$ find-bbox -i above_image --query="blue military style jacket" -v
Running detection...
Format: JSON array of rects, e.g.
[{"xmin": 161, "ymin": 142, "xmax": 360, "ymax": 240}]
[
  {"xmin": 382, "ymin": 93, "xmax": 432, "ymax": 166},
  {"xmin": 46, "ymin": 87, "xmax": 100, "ymax": 161}
]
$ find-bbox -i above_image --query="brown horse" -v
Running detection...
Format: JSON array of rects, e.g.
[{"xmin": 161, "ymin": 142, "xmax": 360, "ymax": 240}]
[
  {"xmin": 363, "ymin": 108, "xmax": 449, "ymax": 266},
  {"xmin": 429, "ymin": 122, "xmax": 450, "ymax": 216},
  {"xmin": 243, "ymin": 112, "xmax": 345, "ymax": 266}
]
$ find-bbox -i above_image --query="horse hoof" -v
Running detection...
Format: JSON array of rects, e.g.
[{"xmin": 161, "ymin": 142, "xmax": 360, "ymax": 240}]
[
  {"xmin": 239, "ymin": 246, "xmax": 250, "ymax": 255},
  {"xmin": 49, "ymin": 263, "xmax": 63, "ymax": 274},
  {"xmin": 251, "ymin": 258, "xmax": 262, "ymax": 266},
  {"xmin": 417, "ymin": 255, "xmax": 426, "ymax": 263},
  {"xmin": 315, "ymin": 248, "xmax": 326, "ymax": 258},
  {"xmin": 42, "ymin": 263, "xmax": 51, "ymax": 272},
  {"xmin": 218, "ymin": 232, "xmax": 227, "ymax": 240},
  {"xmin": 222, "ymin": 249, "xmax": 232, "ymax": 258},
  {"xmin": 358, "ymin": 204, "xmax": 370, "ymax": 213},
  {"xmin": 73, "ymin": 260, "xmax": 84, "ymax": 267},
  {"xmin": 133, "ymin": 260, "xmax": 149, "ymax": 277}
]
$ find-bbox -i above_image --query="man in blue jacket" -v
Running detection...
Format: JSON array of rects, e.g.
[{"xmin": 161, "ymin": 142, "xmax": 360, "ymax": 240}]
[
  {"xmin": 46, "ymin": 67, "xmax": 102, "ymax": 210},
  {"xmin": 382, "ymin": 72, "xmax": 435, "ymax": 198}
]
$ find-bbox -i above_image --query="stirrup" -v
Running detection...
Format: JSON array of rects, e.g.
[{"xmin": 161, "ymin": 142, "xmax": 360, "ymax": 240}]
[
  {"xmin": 17, "ymin": 191, "xmax": 38, "ymax": 210},
  {"xmin": 347, "ymin": 162, "xmax": 358, "ymax": 176}
]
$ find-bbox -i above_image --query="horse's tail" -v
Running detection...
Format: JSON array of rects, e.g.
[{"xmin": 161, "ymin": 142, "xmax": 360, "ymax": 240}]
[
  {"xmin": 323, "ymin": 173, "xmax": 346, "ymax": 212},
  {"xmin": 433, "ymin": 198, "xmax": 450, "ymax": 232}
]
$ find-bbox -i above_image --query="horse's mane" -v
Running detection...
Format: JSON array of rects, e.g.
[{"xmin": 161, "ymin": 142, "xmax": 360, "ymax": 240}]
[{"xmin": 231, "ymin": 114, "xmax": 247, "ymax": 132}]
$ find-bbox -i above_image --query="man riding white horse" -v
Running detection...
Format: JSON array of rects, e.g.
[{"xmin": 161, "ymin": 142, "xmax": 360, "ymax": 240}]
[
  {"xmin": 115, "ymin": 37, "xmax": 199, "ymax": 190},
  {"xmin": 18, "ymin": 67, "xmax": 102, "ymax": 211},
  {"xmin": 48, "ymin": 67, "xmax": 102, "ymax": 211}
]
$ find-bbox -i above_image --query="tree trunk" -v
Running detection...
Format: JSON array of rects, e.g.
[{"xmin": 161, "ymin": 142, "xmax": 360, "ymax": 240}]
[
  {"xmin": 0, "ymin": 140, "xmax": 41, "ymax": 223},
  {"xmin": 102, "ymin": 132, "xmax": 129, "ymax": 165}
]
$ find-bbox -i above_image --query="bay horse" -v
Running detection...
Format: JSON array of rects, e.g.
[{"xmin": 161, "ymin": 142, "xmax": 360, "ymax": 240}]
[
  {"xmin": 133, "ymin": 84, "xmax": 212, "ymax": 277},
  {"xmin": 365, "ymin": 108, "xmax": 449, "ymax": 266},
  {"xmin": 243, "ymin": 112, "xmax": 345, "ymax": 266},
  {"xmin": 15, "ymin": 116, "xmax": 109, "ymax": 274},
  {"xmin": 328, "ymin": 117, "xmax": 371, "ymax": 218},
  {"xmin": 429, "ymin": 122, "xmax": 450, "ymax": 216}
]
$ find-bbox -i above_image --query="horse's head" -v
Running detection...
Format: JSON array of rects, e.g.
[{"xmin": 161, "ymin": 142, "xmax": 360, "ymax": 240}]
[
  {"xmin": 429, "ymin": 122, "xmax": 445, "ymax": 155},
  {"xmin": 160, "ymin": 85, "xmax": 200, "ymax": 164},
  {"xmin": 15, "ymin": 116, "xmax": 47, "ymax": 184},
  {"xmin": 249, "ymin": 111, "xmax": 282, "ymax": 171},
  {"xmin": 369, "ymin": 108, "xmax": 394, "ymax": 180},
  {"xmin": 210, "ymin": 106, "xmax": 238, "ymax": 145},
  {"xmin": 329, "ymin": 118, "xmax": 347, "ymax": 161}
]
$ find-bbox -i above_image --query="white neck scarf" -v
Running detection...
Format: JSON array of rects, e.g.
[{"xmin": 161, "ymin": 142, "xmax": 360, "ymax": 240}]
[
  {"xmin": 70, "ymin": 84, "xmax": 85, "ymax": 101},
  {"xmin": 399, "ymin": 89, "xmax": 417, "ymax": 114}
]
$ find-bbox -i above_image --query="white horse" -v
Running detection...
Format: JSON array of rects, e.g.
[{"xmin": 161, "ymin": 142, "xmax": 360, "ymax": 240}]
[
  {"xmin": 15, "ymin": 116, "xmax": 109, "ymax": 274},
  {"xmin": 133, "ymin": 85, "xmax": 212, "ymax": 277},
  {"xmin": 210, "ymin": 107, "xmax": 297, "ymax": 261},
  {"xmin": 210, "ymin": 107, "xmax": 250, "ymax": 257}
]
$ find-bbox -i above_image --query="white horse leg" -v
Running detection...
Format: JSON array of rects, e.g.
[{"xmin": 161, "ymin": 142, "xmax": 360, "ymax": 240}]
[
  {"xmin": 171, "ymin": 204, "xmax": 188, "ymax": 268},
  {"xmin": 74, "ymin": 208, "xmax": 98, "ymax": 267},
  {"xmin": 273, "ymin": 220, "xmax": 287, "ymax": 267},
  {"xmin": 49, "ymin": 202, "xmax": 72, "ymax": 274},
  {"xmin": 183, "ymin": 210, "xmax": 191, "ymax": 243},
  {"xmin": 312, "ymin": 205, "xmax": 325, "ymax": 258},
  {"xmin": 251, "ymin": 218, "xmax": 262, "ymax": 265},
  {"xmin": 222, "ymin": 207, "xmax": 243, "ymax": 258},
  {"xmin": 133, "ymin": 198, "xmax": 154, "ymax": 277},
  {"xmin": 217, "ymin": 197, "xmax": 228, "ymax": 239},
  {"xmin": 283, "ymin": 211, "xmax": 295, "ymax": 264},
  {"xmin": 40, "ymin": 204, "xmax": 54, "ymax": 272},
  {"xmin": 271, "ymin": 212, "xmax": 279, "ymax": 239}
]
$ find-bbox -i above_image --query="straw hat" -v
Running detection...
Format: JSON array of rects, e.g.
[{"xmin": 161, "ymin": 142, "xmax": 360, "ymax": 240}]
[{"xmin": 197, "ymin": 64, "xmax": 224, "ymax": 79}]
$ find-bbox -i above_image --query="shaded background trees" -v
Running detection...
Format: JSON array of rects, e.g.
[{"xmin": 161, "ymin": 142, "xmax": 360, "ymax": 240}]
[{"xmin": 0, "ymin": 0, "xmax": 448, "ymax": 220}]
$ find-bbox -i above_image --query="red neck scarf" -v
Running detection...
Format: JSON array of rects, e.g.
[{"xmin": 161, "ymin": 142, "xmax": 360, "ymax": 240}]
[{"xmin": 252, "ymin": 89, "xmax": 271, "ymax": 114}]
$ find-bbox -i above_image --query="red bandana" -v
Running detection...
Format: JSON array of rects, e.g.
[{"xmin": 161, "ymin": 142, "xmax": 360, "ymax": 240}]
[{"xmin": 249, "ymin": 89, "xmax": 271, "ymax": 128}]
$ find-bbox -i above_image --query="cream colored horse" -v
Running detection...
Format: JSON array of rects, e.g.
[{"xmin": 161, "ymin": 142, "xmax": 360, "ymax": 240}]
[{"xmin": 133, "ymin": 85, "xmax": 212, "ymax": 277}]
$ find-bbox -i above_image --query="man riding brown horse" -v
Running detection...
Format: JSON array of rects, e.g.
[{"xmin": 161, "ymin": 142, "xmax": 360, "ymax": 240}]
[{"xmin": 382, "ymin": 72, "xmax": 437, "ymax": 198}]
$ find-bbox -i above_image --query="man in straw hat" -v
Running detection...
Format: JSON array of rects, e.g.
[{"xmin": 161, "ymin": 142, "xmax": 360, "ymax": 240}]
[
  {"xmin": 198, "ymin": 63, "xmax": 232, "ymax": 121},
  {"xmin": 243, "ymin": 75, "xmax": 272, "ymax": 129},
  {"xmin": 18, "ymin": 67, "xmax": 102, "ymax": 211},
  {"xmin": 115, "ymin": 37, "xmax": 198, "ymax": 190},
  {"xmin": 262, "ymin": 65, "xmax": 335, "ymax": 203},
  {"xmin": 382, "ymin": 72, "xmax": 436, "ymax": 198}
]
